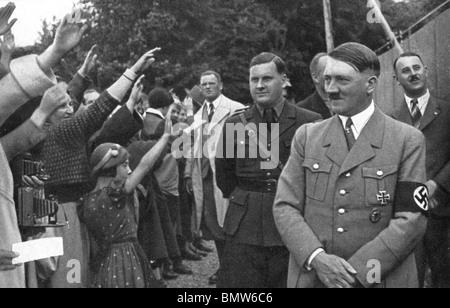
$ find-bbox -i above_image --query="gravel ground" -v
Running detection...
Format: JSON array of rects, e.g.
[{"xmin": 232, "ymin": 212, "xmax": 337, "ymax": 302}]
[{"xmin": 166, "ymin": 241, "xmax": 219, "ymax": 289}]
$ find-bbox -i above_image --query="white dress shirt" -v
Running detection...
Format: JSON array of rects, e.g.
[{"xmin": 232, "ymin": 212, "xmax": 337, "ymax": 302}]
[
  {"xmin": 338, "ymin": 101, "xmax": 376, "ymax": 139},
  {"xmin": 404, "ymin": 90, "xmax": 430, "ymax": 116},
  {"xmin": 205, "ymin": 94, "xmax": 223, "ymax": 115},
  {"xmin": 146, "ymin": 107, "xmax": 165, "ymax": 120}
]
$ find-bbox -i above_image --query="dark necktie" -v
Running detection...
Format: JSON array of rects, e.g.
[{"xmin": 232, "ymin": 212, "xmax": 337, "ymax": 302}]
[
  {"xmin": 344, "ymin": 118, "xmax": 356, "ymax": 151},
  {"xmin": 208, "ymin": 103, "xmax": 215, "ymax": 123},
  {"xmin": 410, "ymin": 99, "xmax": 422, "ymax": 128},
  {"xmin": 264, "ymin": 108, "xmax": 276, "ymax": 133}
]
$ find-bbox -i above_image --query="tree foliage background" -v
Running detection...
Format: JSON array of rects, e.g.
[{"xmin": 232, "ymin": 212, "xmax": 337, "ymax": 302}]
[{"xmin": 33, "ymin": 0, "xmax": 447, "ymax": 103}]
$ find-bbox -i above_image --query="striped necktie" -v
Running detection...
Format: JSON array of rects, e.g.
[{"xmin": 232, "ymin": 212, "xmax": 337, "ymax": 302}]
[
  {"xmin": 410, "ymin": 99, "xmax": 422, "ymax": 128},
  {"xmin": 208, "ymin": 103, "xmax": 215, "ymax": 123}
]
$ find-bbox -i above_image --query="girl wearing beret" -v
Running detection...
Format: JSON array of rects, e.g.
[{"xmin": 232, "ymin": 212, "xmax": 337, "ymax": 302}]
[{"xmin": 79, "ymin": 116, "xmax": 172, "ymax": 288}]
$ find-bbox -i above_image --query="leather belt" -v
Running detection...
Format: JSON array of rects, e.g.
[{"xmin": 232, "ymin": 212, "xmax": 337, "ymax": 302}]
[{"xmin": 238, "ymin": 178, "xmax": 278, "ymax": 194}]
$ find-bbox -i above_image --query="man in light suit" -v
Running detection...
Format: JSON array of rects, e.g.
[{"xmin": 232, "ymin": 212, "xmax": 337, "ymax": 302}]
[
  {"xmin": 391, "ymin": 52, "xmax": 450, "ymax": 288},
  {"xmin": 274, "ymin": 43, "xmax": 428, "ymax": 288},
  {"xmin": 185, "ymin": 71, "xmax": 244, "ymax": 284}
]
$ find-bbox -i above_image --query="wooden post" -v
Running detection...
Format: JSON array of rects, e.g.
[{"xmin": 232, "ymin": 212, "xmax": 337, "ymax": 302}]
[
  {"xmin": 323, "ymin": 0, "xmax": 334, "ymax": 52},
  {"xmin": 367, "ymin": 0, "xmax": 404, "ymax": 55}
]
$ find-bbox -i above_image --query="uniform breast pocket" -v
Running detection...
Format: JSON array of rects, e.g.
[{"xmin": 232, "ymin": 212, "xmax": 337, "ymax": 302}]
[
  {"xmin": 302, "ymin": 158, "xmax": 333, "ymax": 202},
  {"xmin": 362, "ymin": 165, "xmax": 398, "ymax": 206},
  {"xmin": 236, "ymin": 138, "xmax": 258, "ymax": 171}
]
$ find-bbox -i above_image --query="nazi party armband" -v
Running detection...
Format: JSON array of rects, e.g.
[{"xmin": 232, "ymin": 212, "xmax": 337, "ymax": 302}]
[{"xmin": 394, "ymin": 182, "xmax": 429, "ymax": 216}]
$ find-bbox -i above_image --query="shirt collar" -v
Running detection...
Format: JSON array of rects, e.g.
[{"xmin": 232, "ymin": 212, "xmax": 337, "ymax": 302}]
[
  {"xmin": 256, "ymin": 100, "xmax": 286, "ymax": 119},
  {"xmin": 404, "ymin": 89, "xmax": 430, "ymax": 112},
  {"xmin": 146, "ymin": 108, "xmax": 165, "ymax": 119},
  {"xmin": 205, "ymin": 95, "xmax": 223, "ymax": 109},
  {"xmin": 338, "ymin": 101, "xmax": 375, "ymax": 135}
]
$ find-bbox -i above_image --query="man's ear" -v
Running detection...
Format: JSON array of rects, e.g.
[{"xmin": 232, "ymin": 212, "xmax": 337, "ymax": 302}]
[
  {"xmin": 311, "ymin": 73, "xmax": 319, "ymax": 84},
  {"xmin": 219, "ymin": 82, "xmax": 224, "ymax": 92},
  {"xmin": 424, "ymin": 66, "xmax": 428, "ymax": 78},
  {"xmin": 366, "ymin": 76, "xmax": 378, "ymax": 95},
  {"xmin": 281, "ymin": 74, "xmax": 288, "ymax": 87},
  {"xmin": 393, "ymin": 75, "xmax": 401, "ymax": 86}
]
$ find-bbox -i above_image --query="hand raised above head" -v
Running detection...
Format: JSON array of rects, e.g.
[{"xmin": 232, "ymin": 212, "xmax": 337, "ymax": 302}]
[
  {"xmin": 130, "ymin": 75, "xmax": 145, "ymax": 103},
  {"xmin": 0, "ymin": 30, "xmax": 14, "ymax": 70},
  {"xmin": 183, "ymin": 97, "xmax": 194, "ymax": 112},
  {"xmin": 164, "ymin": 113, "xmax": 173, "ymax": 137},
  {"xmin": 131, "ymin": 47, "xmax": 162, "ymax": 74},
  {"xmin": 0, "ymin": 2, "xmax": 17, "ymax": 37},
  {"xmin": 53, "ymin": 10, "xmax": 89, "ymax": 55},
  {"xmin": 79, "ymin": 45, "xmax": 98, "ymax": 77}
]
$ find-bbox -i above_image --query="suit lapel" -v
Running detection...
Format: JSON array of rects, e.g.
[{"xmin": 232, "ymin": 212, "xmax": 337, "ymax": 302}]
[
  {"xmin": 419, "ymin": 96, "xmax": 441, "ymax": 131},
  {"xmin": 208, "ymin": 105, "xmax": 230, "ymax": 133},
  {"xmin": 339, "ymin": 109, "xmax": 385, "ymax": 175},
  {"xmin": 311, "ymin": 92, "xmax": 332, "ymax": 118},
  {"xmin": 324, "ymin": 116, "xmax": 348, "ymax": 167},
  {"xmin": 392, "ymin": 100, "xmax": 413, "ymax": 126}
]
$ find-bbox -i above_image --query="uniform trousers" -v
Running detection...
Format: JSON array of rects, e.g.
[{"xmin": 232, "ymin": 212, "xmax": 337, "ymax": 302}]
[
  {"xmin": 425, "ymin": 215, "xmax": 450, "ymax": 288},
  {"xmin": 218, "ymin": 241, "xmax": 289, "ymax": 288}
]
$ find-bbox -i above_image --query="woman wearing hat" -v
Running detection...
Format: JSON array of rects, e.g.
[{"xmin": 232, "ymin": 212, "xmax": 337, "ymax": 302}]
[{"xmin": 79, "ymin": 115, "xmax": 172, "ymax": 288}]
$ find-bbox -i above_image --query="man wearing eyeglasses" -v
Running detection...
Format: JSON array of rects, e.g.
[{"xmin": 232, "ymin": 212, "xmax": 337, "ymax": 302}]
[{"xmin": 185, "ymin": 70, "xmax": 244, "ymax": 285}]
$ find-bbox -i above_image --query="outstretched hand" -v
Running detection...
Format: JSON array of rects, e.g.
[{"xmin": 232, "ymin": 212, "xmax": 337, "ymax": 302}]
[
  {"xmin": 53, "ymin": 11, "xmax": 89, "ymax": 55},
  {"xmin": 131, "ymin": 47, "xmax": 161, "ymax": 74},
  {"xmin": 183, "ymin": 97, "xmax": 194, "ymax": 113},
  {"xmin": 0, "ymin": 30, "xmax": 14, "ymax": 70},
  {"xmin": 164, "ymin": 113, "xmax": 173, "ymax": 137},
  {"xmin": 79, "ymin": 45, "xmax": 98, "ymax": 77},
  {"xmin": 0, "ymin": 2, "xmax": 17, "ymax": 36},
  {"xmin": 126, "ymin": 75, "xmax": 145, "ymax": 113}
]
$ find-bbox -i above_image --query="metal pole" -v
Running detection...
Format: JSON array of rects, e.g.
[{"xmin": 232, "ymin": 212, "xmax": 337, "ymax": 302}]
[
  {"xmin": 323, "ymin": 0, "xmax": 334, "ymax": 52},
  {"xmin": 367, "ymin": 0, "xmax": 404, "ymax": 55}
]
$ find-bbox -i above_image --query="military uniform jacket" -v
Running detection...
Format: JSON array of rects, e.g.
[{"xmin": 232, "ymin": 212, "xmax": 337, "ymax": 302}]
[
  {"xmin": 216, "ymin": 102, "xmax": 321, "ymax": 247},
  {"xmin": 274, "ymin": 108, "xmax": 428, "ymax": 288},
  {"xmin": 391, "ymin": 95, "xmax": 450, "ymax": 217}
]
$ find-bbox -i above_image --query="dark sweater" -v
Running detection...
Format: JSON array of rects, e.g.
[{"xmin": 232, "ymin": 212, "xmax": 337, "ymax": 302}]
[{"xmin": 33, "ymin": 91, "xmax": 120, "ymax": 202}]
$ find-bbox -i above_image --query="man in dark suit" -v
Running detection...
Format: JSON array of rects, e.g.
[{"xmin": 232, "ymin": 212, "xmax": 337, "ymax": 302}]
[
  {"xmin": 274, "ymin": 43, "xmax": 428, "ymax": 288},
  {"xmin": 215, "ymin": 52, "xmax": 321, "ymax": 288},
  {"xmin": 391, "ymin": 52, "xmax": 450, "ymax": 288},
  {"xmin": 297, "ymin": 52, "xmax": 333, "ymax": 119}
]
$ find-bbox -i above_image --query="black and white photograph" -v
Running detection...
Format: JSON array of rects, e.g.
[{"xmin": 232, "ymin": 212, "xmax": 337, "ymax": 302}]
[{"xmin": 0, "ymin": 0, "xmax": 449, "ymax": 291}]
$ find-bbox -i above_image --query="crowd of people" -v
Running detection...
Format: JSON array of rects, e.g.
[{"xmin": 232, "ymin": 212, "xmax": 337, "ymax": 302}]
[{"xmin": 0, "ymin": 3, "xmax": 449, "ymax": 289}]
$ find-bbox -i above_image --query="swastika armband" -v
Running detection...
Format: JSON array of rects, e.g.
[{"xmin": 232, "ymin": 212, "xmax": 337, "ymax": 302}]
[{"xmin": 394, "ymin": 182, "xmax": 429, "ymax": 216}]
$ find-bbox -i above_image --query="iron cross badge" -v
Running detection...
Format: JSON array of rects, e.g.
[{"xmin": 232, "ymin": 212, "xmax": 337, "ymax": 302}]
[{"xmin": 377, "ymin": 191, "xmax": 391, "ymax": 205}]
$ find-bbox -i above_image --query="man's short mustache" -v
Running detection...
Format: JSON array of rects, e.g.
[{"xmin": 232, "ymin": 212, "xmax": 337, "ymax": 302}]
[{"xmin": 328, "ymin": 95, "xmax": 342, "ymax": 100}]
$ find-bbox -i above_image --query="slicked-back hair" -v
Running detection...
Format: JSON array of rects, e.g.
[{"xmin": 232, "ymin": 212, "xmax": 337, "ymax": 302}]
[
  {"xmin": 393, "ymin": 52, "xmax": 425, "ymax": 72},
  {"xmin": 200, "ymin": 70, "xmax": 222, "ymax": 84},
  {"xmin": 328, "ymin": 43, "xmax": 381, "ymax": 78},
  {"xmin": 310, "ymin": 52, "xmax": 328, "ymax": 75},
  {"xmin": 250, "ymin": 52, "xmax": 286, "ymax": 75}
]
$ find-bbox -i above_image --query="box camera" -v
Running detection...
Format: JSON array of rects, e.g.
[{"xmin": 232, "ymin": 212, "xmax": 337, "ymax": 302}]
[
  {"xmin": 21, "ymin": 154, "xmax": 50, "ymax": 181},
  {"xmin": 16, "ymin": 187, "xmax": 65, "ymax": 228}
]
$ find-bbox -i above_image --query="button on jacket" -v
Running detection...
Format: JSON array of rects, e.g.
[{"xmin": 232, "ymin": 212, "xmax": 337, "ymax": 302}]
[
  {"xmin": 216, "ymin": 102, "xmax": 321, "ymax": 246},
  {"xmin": 274, "ymin": 108, "xmax": 428, "ymax": 288}
]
